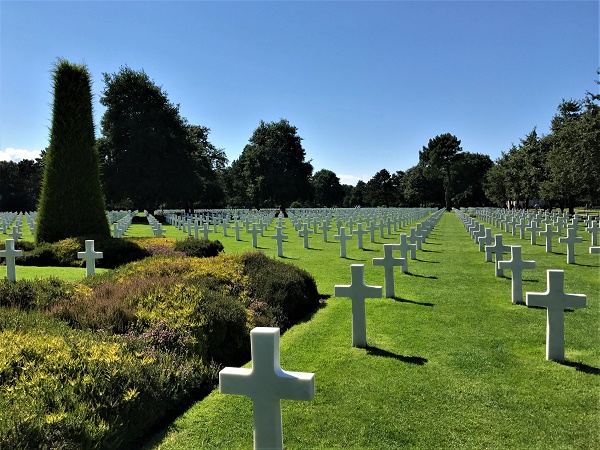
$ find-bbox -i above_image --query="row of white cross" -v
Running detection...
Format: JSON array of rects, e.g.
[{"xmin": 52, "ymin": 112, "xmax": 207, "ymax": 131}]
[{"xmin": 455, "ymin": 209, "xmax": 589, "ymax": 362}]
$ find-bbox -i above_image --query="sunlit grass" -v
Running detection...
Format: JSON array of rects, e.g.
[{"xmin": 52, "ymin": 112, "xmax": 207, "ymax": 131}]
[{"xmin": 144, "ymin": 212, "xmax": 599, "ymax": 449}]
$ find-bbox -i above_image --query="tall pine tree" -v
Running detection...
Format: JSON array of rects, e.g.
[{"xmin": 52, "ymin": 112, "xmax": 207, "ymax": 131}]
[{"xmin": 36, "ymin": 60, "xmax": 109, "ymax": 244}]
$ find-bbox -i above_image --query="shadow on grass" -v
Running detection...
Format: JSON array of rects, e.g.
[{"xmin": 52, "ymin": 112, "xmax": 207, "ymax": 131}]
[
  {"xmin": 344, "ymin": 257, "xmax": 367, "ymax": 261},
  {"xmin": 278, "ymin": 256, "xmax": 299, "ymax": 260},
  {"xmin": 416, "ymin": 259, "xmax": 440, "ymax": 263},
  {"xmin": 422, "ymin": 249, "xmax": 440, "ymax": 253},
  {"xmin": 559, "ymin": 360, "xmax": 600, "ymax": 376},
  {"xmin": 392, "ymin": 297, "xmax": 434, "ymax": 307},
  {"xmin": 405, "ymin": 272, "xmax": 437, "ymax": 280},
  {"xmin": 361, "ymin": 248, "xmax": 377, "ymax": 252},
  {"xmin": 307, "ymin": 247, "xmax": 323, "ymax": 251},
  {"xmin": 365, "ymin": 346, "xmax": 427, "ymax": 365}
]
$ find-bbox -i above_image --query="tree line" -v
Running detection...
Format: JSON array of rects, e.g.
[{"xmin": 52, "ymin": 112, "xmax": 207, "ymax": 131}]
[{"xmin": 1, "ymin": 66, "xmax": 597, "ymax": 213}]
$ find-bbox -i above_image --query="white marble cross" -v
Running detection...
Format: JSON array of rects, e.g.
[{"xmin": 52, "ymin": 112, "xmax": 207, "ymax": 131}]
[
  {"xmin": 249, "ymin": 223, "xmax": 261, "ymax": 248},
  {"xmin": 352, "ymin": 223, "xmax": 368, "ymax": 249},
  {"xmin": 485, "ymin": 234, "xmax": 511, "ymax": 277},
  {"xmin": 9, "ymin": 226, "xmax": 21, "ymax": 242},
  {"xmin": 219, "ymin": 327, "xmax": 315, "ymax": 450},
  {"xmin": 397, "ymin": 233, "xmax": 417, "ymax": 261},
  {"xmin": 523, "ymin": 220, "xmax": 539, "ymax": 245},
  {"xmin": 334, "ymin": 264, "xmax": 382, "ymax": 347},
  {"xmin": 586, "ymin": 220, "xmax": 599, "ymax": 246},
  {"xmin": 271, "ymin": 226, "xmax": 288, "ymax": 257},
  {"xmin": 231, "ymin": 220, "xmax": 243, "ymax": 241},
  {"xmin": 298, "ymin": 222, "xmax": 313, "ymax": 249},
  {"xmin": 539, "ymin": 223, "xmax": 559, "ymax": 253},
  {"xmin": 373, "ymin": 244, "xmax": 406, "ymax": 297},
  {"xmin": 1, "ymin": 239, "xmax": 23, "ymax": 282},
  {"xmin": 590, "ymin": 246, "xmax": 600, "ymax": 254},
  {"xmin": 477, "ymin": 228, "xmax": 494, "ymax": 252},
  {"xmin": 407, "ymin": 227, "xmax": 425, "ymax": 250},
  {"xmin": 77, "ymin": 240, "xmax": 103, "ymax": 277},
  {"xmin": 526, "ymin": 270, "xmax": 586, "ymax": 361},
  {"xmin": 321, "ymin": 220, "xmax": 331, "ymax": 242},
  {"xmin": 558, "ymin": 226, "xmax": 582, "ymax": 264},
  {"xmin": 497, "ymin": 246, "xmax": 535, "ymax": 304},
  {"xmin": 334, "ymin": 227, "xmax": 353, "ymax": 258}
]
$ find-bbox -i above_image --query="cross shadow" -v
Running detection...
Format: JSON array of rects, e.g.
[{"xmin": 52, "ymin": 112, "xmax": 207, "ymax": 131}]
[
  {"xmin": 558, "ymin": 360, "xmax": 600, "ymax": 375},
  {"xmin": 365, "ymin": 345, "xmax": 427, "ymax": 365},
  {"xmin": 344, "ymin": 257, "xmax": 366, "ymax": 261},
  {"xmin": 392, "ymin": 297, "xmax": 434, "ymax": 307},
  {"xmin": 416, "ymin": 259, "xmax": 440, "ymax": 263},
  {"xmin": 307, "ymin": 247, "xmax": 323, "ymax": 251},
  {"xmin": 405, "ymin": 272, "xmax": 437, "ymax": 280},
  {"xmin": 426, "ymin": 241, "xmax": 441, "ymax": 245},
  {"xmin": 422, "ymin": 249, "xmax": 440, "ymax": 253},
  {"xmin": 522, "ymin": 279, "xmax": 540, "ymax": 282},
  {"xmin": 361, "ymin": 248, "xmax": 376, "ymax": 252},
  {"xmin": 279, "ymin": 256, "xmax": 299, "ymax": 260}
]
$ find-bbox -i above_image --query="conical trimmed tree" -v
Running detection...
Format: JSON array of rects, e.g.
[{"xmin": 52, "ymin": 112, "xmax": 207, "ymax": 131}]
[{"xmin": 36, "ymin": 59, "xmax": 110, "ymax": 244}]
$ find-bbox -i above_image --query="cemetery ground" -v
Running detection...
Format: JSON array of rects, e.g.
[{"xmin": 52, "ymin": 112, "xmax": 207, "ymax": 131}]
[{"xmin": 2, "ymin": 211, "xmax": 599, "ymax": 449}]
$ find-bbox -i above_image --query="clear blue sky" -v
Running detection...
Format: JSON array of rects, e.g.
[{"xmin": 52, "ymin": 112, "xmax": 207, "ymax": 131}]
[{"xmin": 1, "ymin": 0, "xmax": 598, "ymax": 185}]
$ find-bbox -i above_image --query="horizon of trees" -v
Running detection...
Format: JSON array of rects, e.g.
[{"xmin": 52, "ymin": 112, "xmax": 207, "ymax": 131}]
[{"xmin": 2, "ymin": 67, "xmax": 598, "ymax": 213}]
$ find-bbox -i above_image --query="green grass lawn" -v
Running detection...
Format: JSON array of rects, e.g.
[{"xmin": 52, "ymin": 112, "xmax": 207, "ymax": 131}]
[
  {"xmin": 3, "ymin": 212, "xmax": 599, "ymax": 448},
  {"xmin": 136, "ymin": 212, "xmax": 599, "ymax": 449}
]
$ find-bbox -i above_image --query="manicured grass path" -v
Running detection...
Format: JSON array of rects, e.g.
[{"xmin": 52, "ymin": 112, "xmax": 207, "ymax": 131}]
[{"xmin": 144, "ymin": 212, "xmax": 599, "ymax": 449}]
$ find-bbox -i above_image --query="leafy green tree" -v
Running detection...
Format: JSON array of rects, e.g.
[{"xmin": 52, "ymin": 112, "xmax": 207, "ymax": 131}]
[
  {"xmin": 98, "ymin": 66, "xmax": 220, "ymax": 211},
  {"xmin": 0, "ymin": 157, "xmax": 44, "ymax": 211},
  {"xmin": 403, "ymin": 164, "xmax": 439, "ymax": 207},
  {"xmin": 452, "ymin": 152, "xmax": 493, "ymax": 207},
  {"xmin": 365, "ymin": 169, "xmax": 395, "ymax": 206},
  {"xmin": 311, "ymin": 169, "xmax": 344, "ymax": 207},
  {"xmin": 419, "ymin": 133, "xmax": 463, "ymax": 210},
  {"xmin": 483, "ymin": 156, "xmax": 509, "ymax": 207},
  {"xmin": 36, "ymin": 60, "xmax": 109, "ymax": 244},
  {"xmin": 226, "ymin": 119, "xmax": 313, "ymax": 208},
  {"xmin": 349, "ymin": 180, "xmax": 367, "ymax": 207},
  {"xmin": 390, "ymin": 170, "xmax": 406, "ymax": 206}
]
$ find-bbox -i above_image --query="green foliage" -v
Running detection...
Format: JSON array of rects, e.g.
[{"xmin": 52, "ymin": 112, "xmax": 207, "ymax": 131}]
[
  {"xmin": 311, "ymin": 169, "xmax": 344, "ymax": 207},
  {"xmin": 173, "ymin": 238, "xmax": 224, "ymax": 258},
  {"xmin": 35, "ymin": 59, "xmax": 110, "ymax": 244},
  {"xmin": 241, "ymin": 251, "xmax": 319, "ymax": 330},
  {"xmin": 224, "ymin": 119, "xmax": 313, "ymax": 208},
  {"xmin": 0, "ymin": 158, "xmax": 44, "ymax": 212},
  {"xmin": 98, "ymin": 67, "xmax": 221, "ymax": 211},
  {"xmin": 419, "ymin": 133, "xmax": 463, "ymax": 211},
  {"xmin": 15, "ymin": 237, "xmax": 150, "ymax": 269},
  {"xmin": 0, "ymin": 277, "xmax": 73, "ymax": 311},
  {"xmin": 0, "ymin": 308, "xmax": 207, "ymax": 450}
]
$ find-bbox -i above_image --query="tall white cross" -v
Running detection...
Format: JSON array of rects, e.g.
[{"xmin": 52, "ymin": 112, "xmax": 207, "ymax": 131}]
[
  {"xmin": 334, "ymin": 227, "xmax": 353, "ymax": 258},
  {"xmin": 231, "ymin": 220, "xmax": 243, "ymax": 241},
  {"xmin": 1, "ymin": 239, "xmax": 23, "ymax": 282},
  {"xmin": 373, "ymin": 244, "xmax": 406, "ymax": 298},
  {"xmin": 526, "ymin": 220, "xmax": 541, "ymax": 245},
  {"xmin": 558, "ymin": 226, "xmax": 582, "ymax": 264},
  {"xmin": 407, "ymin": 227, "xmax": 424, "ymax": 250},
  {"xmin": 586, "ymin": 220, "xmax": 599, "ymax": 246},
  {"xmin": 497, "ymin": 246, "xmax": 535, "ymax": 304},
  {"xmin": 485, "ymin": 234, "xmax": 511, "ymax": 277},
  {"xmin": 352, "ymin": 223, "xmax": 368, "ymax": 249},
  {"xmin": 397, "ymin": 233, "xmax": 417, "ymax": 261},
  {"xmin": 271, "ymin": 226, "xmax": 288, "ymax": 258},
  {"xmin": 77, "ymin": 240, "xmax": 103, "ymax": 277},
  {"xmin": 298, "ymin": 222, "xmax": 313, "ymax": 249},
  {"xmin": 219, "ymin": 327, "xmax": 315, "ymax": 450},
  {"xmin": 477, "ymin": 228, "xmax": 494, "ymax": 252},
  {"xmin": 249, "ymin": 223, "xmax": 261, "ymax": 248},
  {"xmin": 9, "ymin": 226, "xmax": 21, "ymax": 242},
  {"xmin": 321, "ymin": 220, "xmax": 331, "ymax": 242},
  {"xmin": 526, "ymin": 270, "xmax": 586, "ymax": 361},
  {"xmin": 539, "ymin": 223, "xmax": 559, "ymax": 253},
  {"xmin": 334, "ymin": 264, "xmax": 382, "ymax": 347},
  {"xmin": 366, "ymin": 220, "xmax": 377, "ymax": 243}
]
